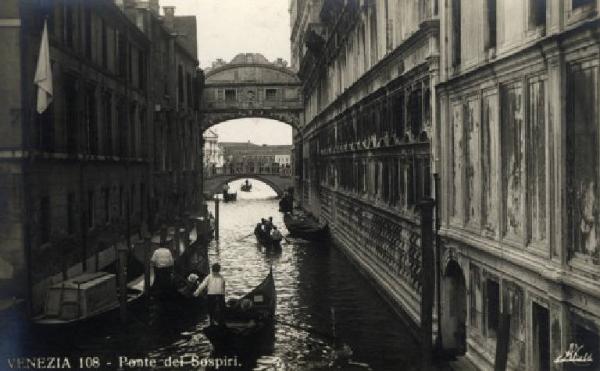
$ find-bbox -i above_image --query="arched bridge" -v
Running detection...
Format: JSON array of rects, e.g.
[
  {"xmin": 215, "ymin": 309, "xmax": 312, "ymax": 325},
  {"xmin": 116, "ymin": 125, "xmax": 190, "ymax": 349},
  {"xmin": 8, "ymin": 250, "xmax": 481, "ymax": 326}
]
[
  {"xmin": 201, "ymin": 53, "xmax": 303, "ymax": 130},
  {"xmin": 204, "ymin": 169, "xmax": 293, "ymax": 198}
]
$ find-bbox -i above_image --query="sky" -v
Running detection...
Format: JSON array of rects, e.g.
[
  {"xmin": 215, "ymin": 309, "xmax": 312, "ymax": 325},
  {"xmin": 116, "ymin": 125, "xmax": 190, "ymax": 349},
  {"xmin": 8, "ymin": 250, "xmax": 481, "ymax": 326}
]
[{"xmin": 160, "ymin": 0, "xmax": 293, "ymax": 145}]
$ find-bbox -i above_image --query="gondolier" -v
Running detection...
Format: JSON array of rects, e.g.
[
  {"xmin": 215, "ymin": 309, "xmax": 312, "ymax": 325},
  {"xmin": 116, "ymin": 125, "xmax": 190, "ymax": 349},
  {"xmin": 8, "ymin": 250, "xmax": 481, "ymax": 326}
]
[
  {"xmin": 194, "ymin": 263, "xmax": 226, "ymax": 326},
  {"xmin": 150, "ymin": 245, "xmax": 175, "ymax": 296}
]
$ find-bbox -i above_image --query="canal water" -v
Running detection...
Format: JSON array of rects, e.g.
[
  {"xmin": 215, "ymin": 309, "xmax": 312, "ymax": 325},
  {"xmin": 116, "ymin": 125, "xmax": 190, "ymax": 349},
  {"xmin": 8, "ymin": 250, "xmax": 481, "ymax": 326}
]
[{"xmin": 4, "ymin": 179, "xmax": 429, "ymax": 371}]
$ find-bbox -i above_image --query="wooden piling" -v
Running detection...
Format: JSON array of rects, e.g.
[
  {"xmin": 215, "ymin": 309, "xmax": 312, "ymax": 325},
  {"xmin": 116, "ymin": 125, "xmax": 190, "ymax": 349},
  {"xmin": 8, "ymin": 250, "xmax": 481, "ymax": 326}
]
[
  {"xmin": 419, "ymin": 199, "xmax": 435, "ymax": 371},
  {"xmin": 174, "ymin": 226, "xmax": 180, "ymax": 258},
  {"xmin": 214, "ymin": 197, "xmax": 220, "ymax": 241},
  {"xmin": 143, "ymin": 237, "xmax": 151, "ymax": 296},
  {"xmin": 160, "ymin": 224, "xmax": 167, "ymax": 246},
  {"xmin": 117, "ymin": 245, "xmax": 128, "ymax": 323}
]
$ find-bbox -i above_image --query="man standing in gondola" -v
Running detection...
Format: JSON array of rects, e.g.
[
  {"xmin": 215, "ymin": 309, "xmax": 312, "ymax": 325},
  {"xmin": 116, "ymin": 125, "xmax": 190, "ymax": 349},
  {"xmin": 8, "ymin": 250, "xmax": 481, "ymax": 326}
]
[
  {"xmin": 193, "ymin": 263, "xmax": 226, "ymax": 326},
  {"xmin": 150, "ymin": 245, "xmax": 175, "ymax": 298}
]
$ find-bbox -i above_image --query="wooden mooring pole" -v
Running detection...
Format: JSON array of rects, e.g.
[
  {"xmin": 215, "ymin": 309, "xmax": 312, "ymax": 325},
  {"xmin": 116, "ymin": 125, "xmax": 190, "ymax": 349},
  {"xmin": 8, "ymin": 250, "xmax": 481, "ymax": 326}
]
[
  {"xmin": 214, "ymin": 197, "xmax": 220, "ymax": 241},
  {"xmin": 419, "ymin": 199, "xmax": 435, "ymax": 371},
  {"xmin": 118, "ymin": 245, "xmax": 128, "ymax": 323},
  {"xmin": 143, "ymin": 237, "xmax": 151, "ymax": 296}
]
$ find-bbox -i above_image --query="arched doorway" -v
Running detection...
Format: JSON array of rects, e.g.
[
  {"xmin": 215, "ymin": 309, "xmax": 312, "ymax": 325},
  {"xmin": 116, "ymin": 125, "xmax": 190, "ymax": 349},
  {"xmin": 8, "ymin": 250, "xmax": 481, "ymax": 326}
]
[{"xmin": 441, "ymin": 260, "xmax": 467, "ymax": 355}]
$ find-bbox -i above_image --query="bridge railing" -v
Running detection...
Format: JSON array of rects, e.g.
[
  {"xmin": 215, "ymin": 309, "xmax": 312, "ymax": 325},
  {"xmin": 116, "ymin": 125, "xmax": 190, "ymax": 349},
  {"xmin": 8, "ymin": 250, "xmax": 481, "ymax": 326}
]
[{"xmin": 204, "ymin": 165, "xmax": 292, "ymax": 178}]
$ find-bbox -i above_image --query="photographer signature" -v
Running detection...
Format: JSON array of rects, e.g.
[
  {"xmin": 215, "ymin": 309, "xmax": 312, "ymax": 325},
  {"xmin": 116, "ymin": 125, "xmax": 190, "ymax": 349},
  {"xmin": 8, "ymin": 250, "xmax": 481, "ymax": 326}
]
[{"xmin": 554, "ymin": 343, "xmax": 593, "ymax": 365}]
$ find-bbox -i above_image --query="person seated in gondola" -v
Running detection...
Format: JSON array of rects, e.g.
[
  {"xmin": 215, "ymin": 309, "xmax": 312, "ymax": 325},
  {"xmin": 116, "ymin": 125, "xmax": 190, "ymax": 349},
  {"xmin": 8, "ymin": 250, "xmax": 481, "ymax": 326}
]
[
  {"xmin": 270, "ymin": 226, "xmax": 283, "ymax": 241},
  {"xmin": 245, "ymin": 179, "xmax": 250, "ymax": 187},
  {"xmin": 254, "ymin": 221, "xmax": 264, "ymax": 236},
  {"xmin": 264, "ymin": 216, "xmax": 274, "ymax": 235},
  {"xmin": 193, "ymin": 263, "xmax": 226, "ymax": 326},
  {"xmin": 150, "ymin": 245, "xmax": 175, "ymax": 297}
]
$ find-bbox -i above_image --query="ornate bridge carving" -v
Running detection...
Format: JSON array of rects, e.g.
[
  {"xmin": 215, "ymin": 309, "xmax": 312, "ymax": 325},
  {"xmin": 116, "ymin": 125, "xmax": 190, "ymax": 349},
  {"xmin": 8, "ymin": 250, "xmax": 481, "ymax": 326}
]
[{"xmin": 201, "ymin": 53, "xmax": 303, "ymax": 130}]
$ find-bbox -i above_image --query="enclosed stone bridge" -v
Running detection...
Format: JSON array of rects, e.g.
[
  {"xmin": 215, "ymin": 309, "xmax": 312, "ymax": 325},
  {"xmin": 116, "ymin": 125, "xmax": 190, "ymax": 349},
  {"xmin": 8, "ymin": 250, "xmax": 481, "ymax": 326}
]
[
  {"xmin": 201, "ymin": 53, "xmax": 303, "ymax": 130},
  {"xmin": 204, "ymin": 170, "xmax": 293, "ymax": 197}
]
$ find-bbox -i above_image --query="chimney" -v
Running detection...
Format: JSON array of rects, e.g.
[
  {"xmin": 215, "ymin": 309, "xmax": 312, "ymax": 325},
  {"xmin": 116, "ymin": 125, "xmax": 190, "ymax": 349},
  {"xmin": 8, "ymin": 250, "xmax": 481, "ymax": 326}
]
[{"xmin": 163, "ymin": 6, "xmax": 175, "ymax": 30}]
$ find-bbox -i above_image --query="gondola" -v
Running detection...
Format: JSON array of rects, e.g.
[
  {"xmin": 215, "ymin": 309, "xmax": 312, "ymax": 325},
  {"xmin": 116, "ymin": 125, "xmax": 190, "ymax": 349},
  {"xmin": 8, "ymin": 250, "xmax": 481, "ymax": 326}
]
[
  {"xmin": 223, "ymin": 191, "xmax": 237, "ymax": 202},
  {"xmin": 283, "ymin": 212, "xmax": 329, "ymax": 241},
  {"xmin": 254, "ymin": 228, "xmax": 282, "ymax": 249},
  {"xmin": 278, "ymin": 196, "xmax": 293, "ymax": 212},
  {"xmin": 240, "ymin": 183, "xmax": 252, "ymax": 192},
  {"xmin": 203, "ymin": 268, "xmax": 276, "ymax": 345}
]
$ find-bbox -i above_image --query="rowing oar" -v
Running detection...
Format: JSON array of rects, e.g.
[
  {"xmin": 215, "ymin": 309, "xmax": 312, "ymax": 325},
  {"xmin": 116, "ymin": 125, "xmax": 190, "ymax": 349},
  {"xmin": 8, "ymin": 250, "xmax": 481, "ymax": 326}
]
[
  {"xmin": 235, "ymin": 232, "xmax": 254, "ymax": 242},
  {"xmin": 274, "ymin": 317, "xmax": 335, "ymax": 341}
]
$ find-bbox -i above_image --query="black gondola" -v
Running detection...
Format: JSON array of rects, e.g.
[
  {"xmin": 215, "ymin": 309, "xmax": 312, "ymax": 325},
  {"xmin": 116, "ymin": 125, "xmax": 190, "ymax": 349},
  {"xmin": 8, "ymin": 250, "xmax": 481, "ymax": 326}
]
[
  {"xmin": 203, "ymin": 268, "xmax": 276, "ymax": 345},
  {"xmin": 283, "ymin": 212, "xmax": 329, "ymax": 241},
  {"xmin": 240, "ymin": 181, "xmax": 252, "ymax": 192},
  {"xmin": 223, "ymin": 191, "xmax": 237, "ymax": 202},
  {"xmin": 278, "ymin": 196, "xmax": 293, "ymax": 212},
  {"xmin": 254, "ymin": 228, "xmax": 282, "ymax": 249}
]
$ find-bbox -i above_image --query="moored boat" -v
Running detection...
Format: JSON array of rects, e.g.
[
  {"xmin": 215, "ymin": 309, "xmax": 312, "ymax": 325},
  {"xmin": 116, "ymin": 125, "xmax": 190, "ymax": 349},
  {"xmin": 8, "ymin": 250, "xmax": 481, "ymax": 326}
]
[
  {"xmin": 32, "ymin": 271, "xmax": 146, "ymax": 326},
  {"xmin": 223, "ymin": 191, "xmax": 237, "ymax": 202},
  {"xmin": 203, "ymin": 268, "xmax": 276, "ymax": 345},
  {"xmin": 283, "ymin": 212, "xmax": 329, "ymax": 241}
]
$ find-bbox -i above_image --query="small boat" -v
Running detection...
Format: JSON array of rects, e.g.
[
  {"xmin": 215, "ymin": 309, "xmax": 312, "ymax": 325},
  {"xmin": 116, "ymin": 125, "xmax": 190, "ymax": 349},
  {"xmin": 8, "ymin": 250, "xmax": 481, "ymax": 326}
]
[
  {"xmin": 203, "ymin": 268, "xmax": 276, "ymax": 345},
  {"xmin": 32, "ymin": 271, "xmax": 146, "ymax": 326},
  {"xmin": 223, "ymin": 191, "xmax": 237, "ymax": 202},
  {"xmin": 283, "ymin": 212, "xmax": 329, "ymax": 241},
  {"xmin": 254, "ymin": 229, "xmax": 282, "ymax": 249},
  {"xmin": 240, "ymin": 182, "xmax": 252, "ymax": 192},
  {"xmin": 278, "ymin": 196, "xmax": 293, "ymax": 212}
]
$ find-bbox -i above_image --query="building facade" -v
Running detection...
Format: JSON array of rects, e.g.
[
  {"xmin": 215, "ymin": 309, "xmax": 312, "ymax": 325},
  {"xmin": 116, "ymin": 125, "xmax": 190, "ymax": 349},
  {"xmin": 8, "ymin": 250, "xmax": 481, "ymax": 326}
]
[
  {"xmin": 219, "ymin": 142, "xmax": 292, "ymax": 175},
  {"xmin": 203, "ymin": 128, "xmax": 224, "ymax": 175},
  {"xmin": 437, "ymin": 0, "xmax": 600, "ymax": 370},
  {"xmin": 0, "ymin": 0, "xmax": 203, "ymax": 313},
  {"xmin": 291, "ymin": 0, "xmax": 440, "ymax": 337}
]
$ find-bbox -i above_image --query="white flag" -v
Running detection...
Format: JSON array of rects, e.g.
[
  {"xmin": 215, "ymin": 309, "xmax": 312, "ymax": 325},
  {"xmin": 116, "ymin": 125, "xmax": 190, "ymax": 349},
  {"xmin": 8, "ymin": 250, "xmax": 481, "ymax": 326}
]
[{"xmin": 34, "ymin": 20, "xmax": 53, "ymax": 114}]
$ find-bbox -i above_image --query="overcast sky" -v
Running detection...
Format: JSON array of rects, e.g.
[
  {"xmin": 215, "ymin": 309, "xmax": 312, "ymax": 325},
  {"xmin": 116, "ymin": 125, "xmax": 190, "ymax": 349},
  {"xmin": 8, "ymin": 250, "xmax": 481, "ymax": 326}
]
[{"xmin": 160, "ymin": 0, "xmax": 293, "ymax": 144}]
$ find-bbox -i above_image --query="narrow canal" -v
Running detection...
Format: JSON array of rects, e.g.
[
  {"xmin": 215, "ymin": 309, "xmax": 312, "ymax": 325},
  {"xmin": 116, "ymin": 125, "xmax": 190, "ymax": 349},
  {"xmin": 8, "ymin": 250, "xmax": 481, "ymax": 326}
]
[{"xmin": 7, "ymin": 180, "xmax": 428, "ymax": 371}]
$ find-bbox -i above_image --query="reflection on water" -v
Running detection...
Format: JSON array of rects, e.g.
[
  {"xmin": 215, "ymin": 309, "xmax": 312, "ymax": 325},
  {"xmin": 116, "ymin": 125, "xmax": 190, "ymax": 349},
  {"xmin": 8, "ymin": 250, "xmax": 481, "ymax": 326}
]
[{"xmin": 4, "ymin": 179, "xmax": 426, "ymax": 371}]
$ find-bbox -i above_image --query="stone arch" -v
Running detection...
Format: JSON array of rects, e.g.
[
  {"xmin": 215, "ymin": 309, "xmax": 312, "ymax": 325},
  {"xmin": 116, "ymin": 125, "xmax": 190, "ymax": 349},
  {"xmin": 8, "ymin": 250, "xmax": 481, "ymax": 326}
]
[
  {"xmin": 204, "ymin": 174, "xmax": 290, "ymax": 198},
  {"xmin": 202, "ymin": 111, "xmax": 300, "ymax": 132},
  {"xmin": 441, "ymin": 259, "xmax": 467, "ymax": 356}
]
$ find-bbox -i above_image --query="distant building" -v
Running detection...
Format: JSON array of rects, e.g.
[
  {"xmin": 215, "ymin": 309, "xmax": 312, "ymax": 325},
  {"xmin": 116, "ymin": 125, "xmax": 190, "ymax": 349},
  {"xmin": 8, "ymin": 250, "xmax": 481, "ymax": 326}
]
[
  {"xmin": 218, "ymin": 142, "xmax": 292, "ymax": 175},
  {"xmin": 203, "ymin": 128, "xmax": 224, "ymax": 174}
]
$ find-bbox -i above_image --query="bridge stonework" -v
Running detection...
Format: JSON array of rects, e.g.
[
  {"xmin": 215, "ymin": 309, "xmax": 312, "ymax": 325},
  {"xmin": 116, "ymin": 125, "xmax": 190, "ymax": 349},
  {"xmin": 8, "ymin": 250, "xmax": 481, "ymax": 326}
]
[
  {"xmin": 201, "ymin": 53, "xmax": 303, "ymax": 131},
  {"xmin": 203, "ymin": 173, "xmax": 292, "ymax": 198}
]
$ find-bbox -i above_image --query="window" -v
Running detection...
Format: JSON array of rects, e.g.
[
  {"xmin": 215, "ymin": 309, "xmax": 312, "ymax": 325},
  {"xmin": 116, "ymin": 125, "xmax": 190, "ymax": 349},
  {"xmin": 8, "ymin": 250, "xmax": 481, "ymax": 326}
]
[
  {"xmin": 103, "ymin": 92, "xmax": 112, "ymax": 156},
  {"xmin": 572, "ymin": 0, "xmax": 594, "ymax": 9},
  {"xmin": 138, "ymin": 51, "xmax": 146, "ymax": 91},
  {"xmin": 266, "ymin": 89, "xmax": 277, "ymax": 100},
  {"xmin": 532, "ymin": 303, "xmax": 550, "ymax": 371},
  {"xmin": 527, "ymin": 79, "xmax": 546, "ymax": 244},
  {"xmin": 65, "ymin": 77, "xmax": 78, "ymax": 154},
  {"xmin": 103, "ymin": 187, "xmax": 110, "ymax": 224},
  {"xmin": 64, "ymin": 3, "xmax": 75, "ymax": 49},
  {"xmin": 486, "ymin": 279, "xmax": 500, "ymax": 337},
  {"xmin": 101, "ymin": 21, "xmax": 108, "ymax": 68},
  {"xmin": 501, "ymin": 84, "xmax": 525, "ymax": 238},
  {"xmin": 486, "ymin": 0, "xmax": 497, "ymax": 50},
  {"xmin": 67, "ymin": 193, "xmax": 75, "ymax": 235},
  {"xmin": 529, "ymin": 0, "xmax": 546, "ymax": 28},
  {"xmin": 178, "ymin": 65, "xmax": 184, "ymax": 106},
  {"xmin": 87, "ymin": 190, "xmax": 95, "ymax": 229},
  {"xmin": 38, "ymin": 103, "xmax": 54, "ymax": 152},
  {"xmin": 85, "ymin": 86, "xmax": 98, "ymax": 155},
  {"xmin": 84, "ymin": 5, "xmax": 92, "ymax": 58},
  {"xmin": 187, "ymin": 73, "xmax": 192, "ymax": 107},
  {"xmin": 225, "ymin": 89, "xmax": 236, "ymax": 102},
  {"xmin": 119, "ymin": 186, "xmax": 124, "ymax": 217},
  {"xmin": 451, "ymin": 0, "xmax": 461, "ymax": 67},
  {"xmin": 567, "ymin": 62, "xmax": 599, "ymax": 258},
  {"xmin": 40, "ymin": 197, "xmax": 50, "ymax": 244}
]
